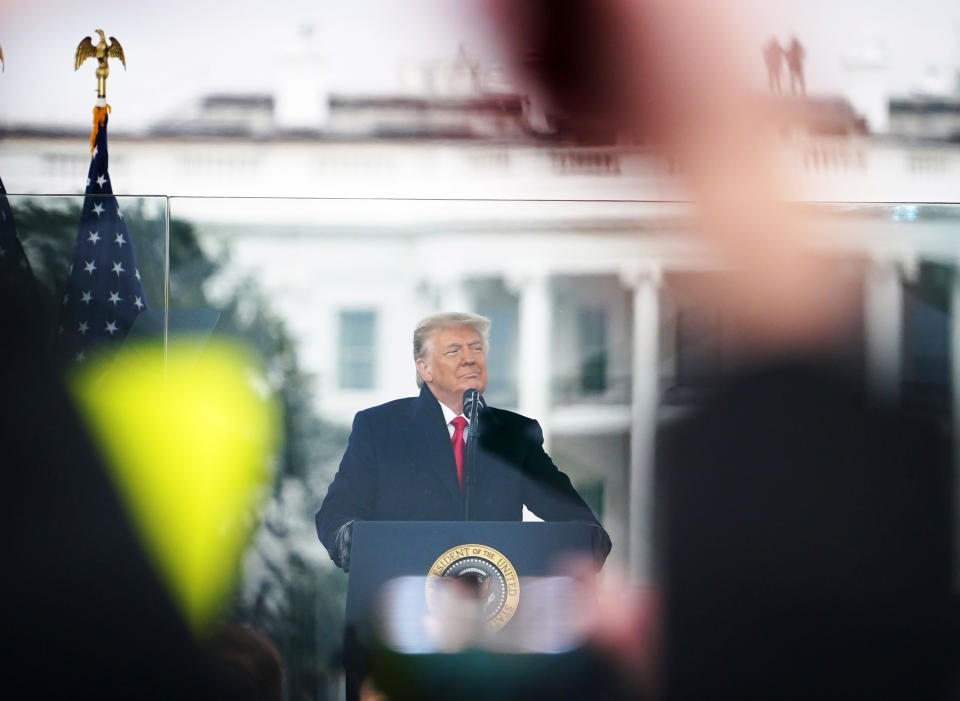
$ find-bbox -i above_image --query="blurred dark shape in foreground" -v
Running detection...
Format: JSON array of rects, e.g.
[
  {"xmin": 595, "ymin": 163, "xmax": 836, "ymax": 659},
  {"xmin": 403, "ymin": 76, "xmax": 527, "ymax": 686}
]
[
  {"xmin": 0, "ymin": 273, "xmax": 217, "ymax": 696},
  {"xmin": 657, "ymin": 358, "xmax": 958, "ymax": 700},
  {"xmin": 202, "ymin": 623, "xmax": 283, "ymax": 701},
  {"xmin": 368, "ymin": 646, "xmax": 632, "ymax": 701},
  {"xmin": 486, "ymin": 0, "xmax": 643, "ymax": 142},
  {"xmin": 484, "ymin": 1, "xmax": 959, "ymax": 699}
]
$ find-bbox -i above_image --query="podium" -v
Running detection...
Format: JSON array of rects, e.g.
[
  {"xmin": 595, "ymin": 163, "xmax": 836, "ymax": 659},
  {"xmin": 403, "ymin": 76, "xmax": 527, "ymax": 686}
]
[{"xmin": 342, "ymin": 521, "xmax": 608, "ymax": 701}]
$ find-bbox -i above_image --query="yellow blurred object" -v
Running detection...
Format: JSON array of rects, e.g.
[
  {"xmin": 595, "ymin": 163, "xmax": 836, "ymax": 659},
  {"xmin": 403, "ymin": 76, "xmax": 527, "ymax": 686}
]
[{"xmin": 70, "ymin": 339, "xmax": 279, "ymax": 631}]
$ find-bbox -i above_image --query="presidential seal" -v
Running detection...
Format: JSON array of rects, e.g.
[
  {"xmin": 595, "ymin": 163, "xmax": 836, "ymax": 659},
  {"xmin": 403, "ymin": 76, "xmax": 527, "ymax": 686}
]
[{"xmin": 426, "ymin": 544, "xmax": 520, "ymax": 632}]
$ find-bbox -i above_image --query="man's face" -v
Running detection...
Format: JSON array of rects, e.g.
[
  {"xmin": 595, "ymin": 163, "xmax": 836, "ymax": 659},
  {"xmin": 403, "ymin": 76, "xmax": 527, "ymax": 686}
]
[{"xmin": 417, "ymin": 325, "xmax": 488, "ymax": 412}]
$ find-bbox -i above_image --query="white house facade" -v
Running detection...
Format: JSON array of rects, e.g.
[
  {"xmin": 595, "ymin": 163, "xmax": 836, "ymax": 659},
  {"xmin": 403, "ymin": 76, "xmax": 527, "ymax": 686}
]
[{"xmin": 3, "ymin": 82, "xmax": 960, "ymax": 576}]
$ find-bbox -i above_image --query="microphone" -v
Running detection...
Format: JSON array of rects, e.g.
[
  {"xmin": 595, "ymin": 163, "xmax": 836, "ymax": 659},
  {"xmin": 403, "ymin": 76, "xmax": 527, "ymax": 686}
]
[
  {"xmin": 462, "ymin": 388, "xmax": 484, "ymax": 420},
  {"xmin": 462, "ymin": 389, "xmax": 483, "ymax": 520}
]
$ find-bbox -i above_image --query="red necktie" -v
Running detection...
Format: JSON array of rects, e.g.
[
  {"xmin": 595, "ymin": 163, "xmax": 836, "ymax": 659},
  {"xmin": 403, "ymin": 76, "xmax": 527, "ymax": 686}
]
[{"xmin": 450, "ymin": 416, "xmax": 467, "ymax": 488}]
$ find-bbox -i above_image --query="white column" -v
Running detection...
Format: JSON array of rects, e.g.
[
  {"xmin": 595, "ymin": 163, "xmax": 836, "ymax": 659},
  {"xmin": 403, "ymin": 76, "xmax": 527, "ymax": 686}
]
[
  {"xmin": 864, "ymin": 260, "xmax": 904, "ymax": 403},
  {"xmin": 509, "ymin": 271, "xmax": 552, "ymax": 447},
  {"xmin": 623, "ymin": 265, "xmax": 661, "ymax": 582}
]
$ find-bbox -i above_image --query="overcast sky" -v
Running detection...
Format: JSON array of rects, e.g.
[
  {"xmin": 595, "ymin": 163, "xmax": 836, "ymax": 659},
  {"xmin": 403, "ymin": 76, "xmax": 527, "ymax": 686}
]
[{"xmin": 1, "ymin": 0, "xmax": 959, "ymax": 132}]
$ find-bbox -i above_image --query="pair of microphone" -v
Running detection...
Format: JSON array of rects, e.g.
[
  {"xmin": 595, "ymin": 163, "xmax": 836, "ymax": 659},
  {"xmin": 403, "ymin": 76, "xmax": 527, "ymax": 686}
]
[{"xmin": 462, "ymin": 389, "xmax": 484, "ymax": 520}]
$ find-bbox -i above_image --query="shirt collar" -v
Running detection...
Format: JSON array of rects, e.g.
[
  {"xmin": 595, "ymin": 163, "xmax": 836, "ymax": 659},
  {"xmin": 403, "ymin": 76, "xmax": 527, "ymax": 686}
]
[{"xmin": 438, "ymin": 400, "xmax": 468, "ymax": 426}]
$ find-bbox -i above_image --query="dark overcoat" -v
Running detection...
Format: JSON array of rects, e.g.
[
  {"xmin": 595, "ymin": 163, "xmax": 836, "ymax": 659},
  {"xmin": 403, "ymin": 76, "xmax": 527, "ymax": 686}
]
[{"xmin": 316, "ymin": 384, "xmax": 611, "ymax": 563}]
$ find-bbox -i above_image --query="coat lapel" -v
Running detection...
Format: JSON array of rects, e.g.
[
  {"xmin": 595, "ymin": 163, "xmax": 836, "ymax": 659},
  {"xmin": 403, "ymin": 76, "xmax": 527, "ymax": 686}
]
[
  {"xmin": 407, "ymin": 385, "xmax": 462, "ymax": 503},
  {"xmin": 473, "ymin": 402, "xmax": 506, "ymax": 491}
]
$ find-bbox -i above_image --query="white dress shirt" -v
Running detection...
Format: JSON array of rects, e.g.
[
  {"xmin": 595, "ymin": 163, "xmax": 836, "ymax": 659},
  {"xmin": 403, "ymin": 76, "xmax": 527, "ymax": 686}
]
[{"xmin": 438, "ymin": 400, "xmax": 470, "ymax": 441}]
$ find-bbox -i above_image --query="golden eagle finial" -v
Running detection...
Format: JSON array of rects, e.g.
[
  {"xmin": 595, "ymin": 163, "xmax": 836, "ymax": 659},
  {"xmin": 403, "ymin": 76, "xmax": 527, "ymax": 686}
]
[{"xmin": 74, "ymin": 29, "xmax": 126, "ymax": 100}]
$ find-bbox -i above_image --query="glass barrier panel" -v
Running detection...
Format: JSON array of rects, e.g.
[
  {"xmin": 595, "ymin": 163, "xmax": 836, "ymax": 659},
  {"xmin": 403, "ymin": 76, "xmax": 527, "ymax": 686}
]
[
  {"xmin": 8, "ymin": 194, "xmax": 169, "ymax": 362},
  {"xmin": 8, "ymin": 193, "xmax": 958, "ymax": 701},
  {"xmin": 166, "ymin": 196, "xmax": 960, "ymax": 692}
]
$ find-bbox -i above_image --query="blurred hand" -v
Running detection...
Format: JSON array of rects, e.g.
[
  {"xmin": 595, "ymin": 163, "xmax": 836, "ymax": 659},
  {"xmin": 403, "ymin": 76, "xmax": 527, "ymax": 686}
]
[
  {"xmin": 486, "ymin": 0, "xmax": 859, "ymax": 358},
  {"xmin": 562, "ymin": 557, "xmax": 659, "ymax": 694}
]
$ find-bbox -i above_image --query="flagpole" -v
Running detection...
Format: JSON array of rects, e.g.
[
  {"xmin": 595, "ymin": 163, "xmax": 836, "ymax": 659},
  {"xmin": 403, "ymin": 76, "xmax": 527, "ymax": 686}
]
[
  {"xmin": 163, "ymin": 196, "xmax": 170, "ymax": 376},
  {"xmin": 63, "ymin": 30, "xmax": 148, "ymax": 368}
]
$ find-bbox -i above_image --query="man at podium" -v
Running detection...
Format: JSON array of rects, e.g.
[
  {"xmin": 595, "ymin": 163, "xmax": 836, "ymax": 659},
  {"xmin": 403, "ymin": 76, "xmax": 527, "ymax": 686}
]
[{"xmin": 316, "ymin": 311, "xmax": 611, "ymax": 571}]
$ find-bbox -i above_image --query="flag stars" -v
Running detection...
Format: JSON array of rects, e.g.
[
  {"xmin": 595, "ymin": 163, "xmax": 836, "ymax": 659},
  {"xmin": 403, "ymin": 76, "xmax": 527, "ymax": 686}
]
[
  {"xmin": 62, "ymin": 135, "xmax": 145, "ymax": 352},
  {"xmin": 0, "ymin": 245, "xmax": 6, "ymax": 258},
  {"xmin": 62, "ymin": 292, "xmax": 69, "ymax": 305}
]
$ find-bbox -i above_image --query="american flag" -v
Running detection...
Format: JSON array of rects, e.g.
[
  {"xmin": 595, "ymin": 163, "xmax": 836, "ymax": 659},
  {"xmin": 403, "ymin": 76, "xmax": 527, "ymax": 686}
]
[
  {"xmin": 59, "ymin": 114, "xmax": 147, "ymax": 363},
  {"xmin": 0, "ymin": 175, "xmax": 33, "ymax": 278}
]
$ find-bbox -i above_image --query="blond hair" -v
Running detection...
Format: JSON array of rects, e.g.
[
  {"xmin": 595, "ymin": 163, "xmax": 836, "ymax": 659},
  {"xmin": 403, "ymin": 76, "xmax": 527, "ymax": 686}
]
[{"xmin": 413, "ymin": 312, "xmax": 491, "ymax": 388}]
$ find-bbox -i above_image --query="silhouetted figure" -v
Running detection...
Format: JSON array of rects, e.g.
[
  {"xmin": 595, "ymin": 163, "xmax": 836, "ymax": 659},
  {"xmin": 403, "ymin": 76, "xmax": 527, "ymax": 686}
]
[
  {"xmin": 763, "ymin": 38, "xmax": 784, "ymax": 93},
  {"xmin": 202, "ymin": 624, "xmax": 284, "ymax": 701},
  {"xmin": 0, "ymin": 273, "xmax": 221, "ymax": 698},
  {"xmin": 786, "ymin": 36, "xmax": 806, "ymax": 96},
  {"xmin": 484, "ymin": 1, "xmax": 958, "ymax": 697},
  {"xmin": 657, "ymin": 358, "xmax": 958, "ymax": 701}
]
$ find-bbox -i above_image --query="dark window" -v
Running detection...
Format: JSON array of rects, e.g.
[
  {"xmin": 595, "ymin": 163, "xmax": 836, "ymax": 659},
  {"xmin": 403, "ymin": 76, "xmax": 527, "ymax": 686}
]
[
  {"xmin": 578, "ymin": 308, "xmax": 608, "ymax": 394},
  {"xmin": 902, "ymin": 262, "xmax": 952, "ymax": 422},
  {"xmin": 475, "ymin": 283, "xmax": 519, "ymax": 407},
  {"xmin": 575, "ymin": 480, "xmax": 605, "ymax": 522},
  {"xmin": 675, "ymin": 304, "xmax": 723, "ymax": 388},
  {"xmin": 338, "ymin": 310, "xmax": 376, "ymax": 390}
]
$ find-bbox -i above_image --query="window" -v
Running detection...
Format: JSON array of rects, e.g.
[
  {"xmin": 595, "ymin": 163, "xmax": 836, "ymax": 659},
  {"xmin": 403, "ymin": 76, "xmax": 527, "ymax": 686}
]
[
  {"xmin": 476, "ymin": 304, "xmax": 518, "ymax": 406},
  {"xmin": 663, "ymin": 272, "xmax": 736, "ymax": 396},
  {"xmin": 674, "ymin": 303, "xmax": 723, "ymax": 388},
  {"xmin": 578, "ymin": 308, "xmax": 608, "ymax": 395},
  {"xmin": 338, "ymin": 310, "xmax": 377, "ymax": 390},
  {"xmin": 474, "ymin": 279, "xmax": 519, "ymax": 407},
  {"xmin": 576, "ymin": 480, "xmax": 605, "ymax": 522},
  {"xmin": 902, "ymin": 262, "xmax": 952, "ymax": 421}
]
